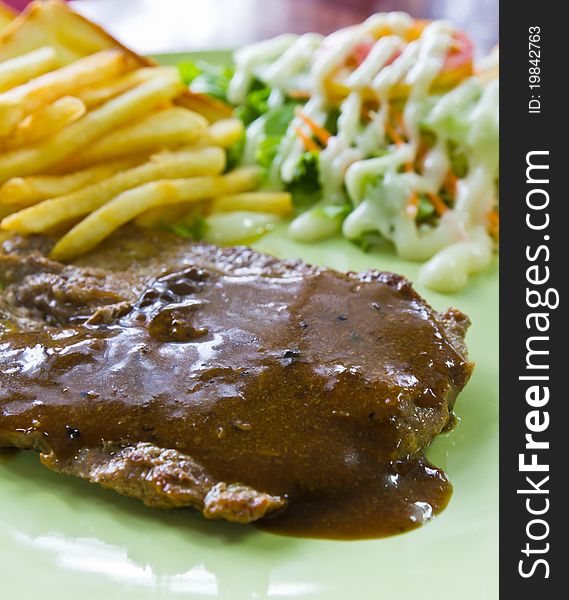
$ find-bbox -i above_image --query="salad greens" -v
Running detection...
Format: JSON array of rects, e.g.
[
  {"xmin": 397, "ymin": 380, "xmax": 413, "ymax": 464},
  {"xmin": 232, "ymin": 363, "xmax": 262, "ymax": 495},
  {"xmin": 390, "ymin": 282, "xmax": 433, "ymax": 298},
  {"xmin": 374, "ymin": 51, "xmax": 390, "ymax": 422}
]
[
  {"xmin": 286, "ymin": 151, "xmax": 321, "ymax": 212},
  {"xmin": 173, "ymin": 15, "xmax": 498, "ymax": 291},
  {"xmin": 164, "ymin": 215, "xmax": 208, "ymax": 241},
  {"xmin": 178, "ymin": 60, "xmax": 234, "ymax": 103},
  {"xmin": 254, "ymin": 103, "xmax": 296, "ymax": 169},
  {"xmin": 179, "ymin": 59, "xmax": 323, "ymax": 214}
]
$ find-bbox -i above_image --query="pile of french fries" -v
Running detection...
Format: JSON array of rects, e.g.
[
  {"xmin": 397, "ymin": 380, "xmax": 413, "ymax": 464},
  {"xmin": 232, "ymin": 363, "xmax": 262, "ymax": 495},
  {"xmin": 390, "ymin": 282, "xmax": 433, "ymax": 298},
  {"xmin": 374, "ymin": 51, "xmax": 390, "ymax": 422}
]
[{"xmin": 0, "ymin": 0, "xmax": 292, "ymax": 258}]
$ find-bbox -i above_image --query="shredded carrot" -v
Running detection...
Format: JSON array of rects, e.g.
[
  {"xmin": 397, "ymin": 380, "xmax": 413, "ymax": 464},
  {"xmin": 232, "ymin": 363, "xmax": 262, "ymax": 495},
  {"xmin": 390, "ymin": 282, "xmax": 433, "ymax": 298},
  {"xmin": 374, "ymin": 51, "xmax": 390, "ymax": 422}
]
[
  {"xmin": 389, "ymin": 116, "xmax": 424, "ymax": 216},
  {"xmin": 288, "ymin": 89, "xmax": 312, "ymax": 100},
  {"xmin": 425, "ymin": 192, "xmax": 449, "ymax": 216},
  {"xmin": 386, "ymin": 118, "xmax": 414, "ymax": 173},
  {"xmin": 294, "ymin": 107, "xmax": 332, "ymax": 146},
  {"xmin": 394, "ymin": 111, "xmax": 408, "ymax": 137},
  {"xmin": 385, "ymin": 121, "xmax": 404, "ymax": 146},
  {"xmin": 487, "ymin": 211, "xmax": 500, "ymax": 238},
  {"xmin": 444, "ymin": 171, "xmax": 459, "ymax": 196},
  {"xmin": 385, "ymin": 109, "xmax": 424, "ymax": 218},
  {"xmin": 293, "ymin": 126, "xmax": 320, "ymax": 152},
  {"xmin": 414, "ymin": 146, "xmax": 428, "ymax": 175},
  {"xmin": 406, "ymin": 192, "xmax": 419, "ymax": 218}
]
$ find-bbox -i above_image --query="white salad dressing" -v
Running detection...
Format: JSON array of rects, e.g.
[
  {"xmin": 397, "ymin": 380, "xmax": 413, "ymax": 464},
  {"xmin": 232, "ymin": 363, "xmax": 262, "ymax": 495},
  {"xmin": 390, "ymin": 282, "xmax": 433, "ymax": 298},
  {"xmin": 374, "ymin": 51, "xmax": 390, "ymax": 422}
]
[
  {"xmin": 418, "ymin": 79, "xmax": 498, "ymax": 290},
  {"xmin": 311, "ymin": 13, "xmax": 411, "ymax": 92},
  {"xmin": 229, "ymin": 13, "xmax": 499, "ymax": 291},
  {"xmin": 320, "ymin": 137, "xmax": 363, "ymax": 201},
  {"xmin": 346, "ymin": 36, "xmax": 404, "ymax": 89},
  {"xmin": 291, "ymin": 91, "xmax": 366, "ymax": 241},
  {"xmin": 229, "ymin": 34, "xmax": 298, "ymax": 104},
  {"xmin": 264, "ymin": 33, "xmax": 324, "ymax": 91},
  {"xmin": 279, "ymin": 96, "xmax": 326, "ymax": 184}
]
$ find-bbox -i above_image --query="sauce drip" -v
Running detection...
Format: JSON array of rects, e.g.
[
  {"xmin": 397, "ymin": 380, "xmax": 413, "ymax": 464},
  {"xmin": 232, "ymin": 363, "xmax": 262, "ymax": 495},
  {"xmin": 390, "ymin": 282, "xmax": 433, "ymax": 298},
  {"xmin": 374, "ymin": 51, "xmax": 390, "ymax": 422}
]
[{"xmin": 259, "ymin": 456, "xmax": 452, "ymax": 539}]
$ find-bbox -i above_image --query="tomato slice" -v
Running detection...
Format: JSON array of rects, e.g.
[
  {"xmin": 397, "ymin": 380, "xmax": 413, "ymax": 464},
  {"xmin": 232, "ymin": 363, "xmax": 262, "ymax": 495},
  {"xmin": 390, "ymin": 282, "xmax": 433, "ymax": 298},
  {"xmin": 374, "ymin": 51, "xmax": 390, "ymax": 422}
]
[
  {"xmin": 345, "ymin": 29, "xmax": 473, "ymax": 75},
  {"xmin": 324, "ymin": 23, "xmax": 474, "ymax": 104},
  {"xmin": 443, "ymin": 31, "xmax": 474, "ymax": 73},
  {"xmin": 345, "ymin": 40, "xmax": 402, "ymax": 70},
  {"xmin": 345, "ymin": 41, "xmax": 374, "ymax": 68}
]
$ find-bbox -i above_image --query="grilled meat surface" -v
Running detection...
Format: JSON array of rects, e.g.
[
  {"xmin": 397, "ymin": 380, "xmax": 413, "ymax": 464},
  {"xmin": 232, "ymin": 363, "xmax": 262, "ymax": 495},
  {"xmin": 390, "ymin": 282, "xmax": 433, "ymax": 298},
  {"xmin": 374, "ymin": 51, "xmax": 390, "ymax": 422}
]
[{"xmin": 0, "ymin": 228, "xmax": 473, "ymax": 538}]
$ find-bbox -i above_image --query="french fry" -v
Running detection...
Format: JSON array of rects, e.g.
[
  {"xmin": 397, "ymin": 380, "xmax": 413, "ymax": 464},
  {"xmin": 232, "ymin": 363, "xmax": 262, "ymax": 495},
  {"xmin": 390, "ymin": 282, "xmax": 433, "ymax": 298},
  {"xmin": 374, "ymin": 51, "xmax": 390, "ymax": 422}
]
[
  {"xmin": 0, "ymin": 96, "xmax": 85, "ymax": 152},
  {"xmin": 65, "ymin": 105, "xmax": 208, "ymax": 169},
  {"xmin": 200, "ymin": 118, "xmax": 245, "ymax": 149},
  {"xmin": 0, "ymin": 69, "xmax": 183, "ymax": 183},
  {"xmin": 0, "ymin": 47, "xmax": 58, "ymax": 93},
  {"xmin": 75, "ymin": 67, "xmax": 157, "ymax": 108},
  {"xmin": 0, "ymin": 1, "xmax": 252, "ymax": 256},
  {"xmin": 1, "ymin": 147, "xmax": 227, "ymax": 233},
  {"xmin": 0, "ymin": 0, "xmax": 148, "ymax": 64},
  {"xmin": 210, "ymin": 192, "xmax": 293, "ymax": 216},
  {"xmin": 175, "ymin": 91, "xmax": 235, "ymax": 122},
  {"xmin": 0, "ymin": 203, "xmax": 13, "ymax": 221},
  {"xmin": 0, "ymin": 156, "xmax": 142, "ymax": 207},
  {"xmin": 136, "ymin": 170, "xmax": 284, "ymax": 231},
  {"xmin": 50, "ymin": 167, "xmax": 261, "ymax": 260},
  {"xmin": 134, "ymin": 204, "xmax": 200, "ymax": 229},
  {"xmin": 0, "ymin": 48, "xmax": 135, "ymax": 135},
  {"xmin": 0, "ymin": 1, "xmax": 234, "ymax": 121}
]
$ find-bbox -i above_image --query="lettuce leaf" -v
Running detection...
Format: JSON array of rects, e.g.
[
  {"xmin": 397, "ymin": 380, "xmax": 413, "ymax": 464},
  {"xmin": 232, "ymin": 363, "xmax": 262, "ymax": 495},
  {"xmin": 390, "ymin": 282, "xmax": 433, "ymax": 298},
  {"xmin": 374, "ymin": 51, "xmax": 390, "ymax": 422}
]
[
  {"xmin": 264, "ymin": 103, "xmax": 296, "ymax": 136},
  {"xmin": 286, "ymin": 151, "xmax": 321, "ymax": 211},
  {"xmin": 178, "ymin": 60, "xmax": 234, "ymax": 102},
  {"xmin": 416, "ymin": 194, "xmax": 436, "ymax": 222},
  {"xmin": 226, "ymin": 133, "xmax": 246, "ymax": 172},
  {"xmin": 251, "ymin": 103, "xmax": 298, "ymax": 173},
  {"xmin": 234, "ymin": 86, "xmax": 271, "ymax": 125},
  {"xmin": 166, "ymin": 214, "xmax": 208, "ymax": 241}
]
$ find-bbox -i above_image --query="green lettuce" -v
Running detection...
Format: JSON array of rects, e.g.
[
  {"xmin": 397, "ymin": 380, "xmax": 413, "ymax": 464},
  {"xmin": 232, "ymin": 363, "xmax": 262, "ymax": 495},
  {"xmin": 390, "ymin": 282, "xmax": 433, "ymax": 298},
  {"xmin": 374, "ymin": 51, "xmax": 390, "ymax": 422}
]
[
  {"xmin": 178, "ymin": 60, "xmax": 234, "ymax": 102},
  {"xmin": 165, "ymin": 214, "xmax": 208, "ymax": 241},
  {"xmin": 286, "ymin": 151, "xmax": 321, "ymax": 211}
]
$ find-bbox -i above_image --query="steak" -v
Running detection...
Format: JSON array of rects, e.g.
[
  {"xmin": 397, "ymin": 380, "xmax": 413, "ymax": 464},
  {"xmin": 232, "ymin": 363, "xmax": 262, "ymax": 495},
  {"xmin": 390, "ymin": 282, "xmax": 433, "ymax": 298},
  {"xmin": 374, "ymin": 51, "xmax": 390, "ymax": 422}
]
[{"xmin": 0, "ymin": 228, "xmax": 473, "ymax": 538}]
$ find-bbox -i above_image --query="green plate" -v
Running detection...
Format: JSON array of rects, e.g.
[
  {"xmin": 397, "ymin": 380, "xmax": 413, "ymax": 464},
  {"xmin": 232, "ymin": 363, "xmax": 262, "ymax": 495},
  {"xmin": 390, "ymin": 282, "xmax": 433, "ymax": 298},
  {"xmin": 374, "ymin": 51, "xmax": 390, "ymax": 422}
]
[{"xmin": 0, "ymin": 52, "xmax": 499, "ymax": 600}]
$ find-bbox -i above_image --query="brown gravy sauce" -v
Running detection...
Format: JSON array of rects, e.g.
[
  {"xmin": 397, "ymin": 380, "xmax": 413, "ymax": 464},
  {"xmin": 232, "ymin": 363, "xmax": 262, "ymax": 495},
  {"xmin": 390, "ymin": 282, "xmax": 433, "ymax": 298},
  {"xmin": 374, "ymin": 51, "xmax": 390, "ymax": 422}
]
[
  {"xmin": 0, "ymin": 238, "xmax": 470, "ymax": 539},
  {"xmin": 258, "ymin": 456, "xmax": 452, "ymax": 539}
]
